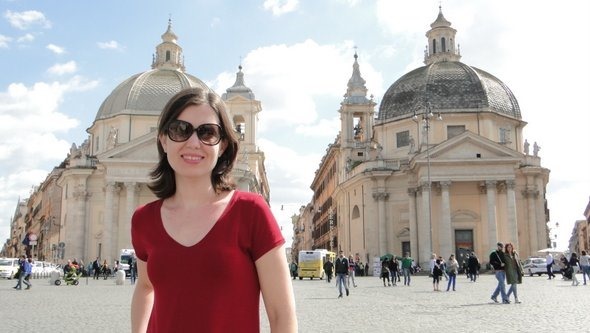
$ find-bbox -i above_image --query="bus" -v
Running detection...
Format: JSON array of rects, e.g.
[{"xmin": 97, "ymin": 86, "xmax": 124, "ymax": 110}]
[{"xmin": 297, "ymin": 249, "xmax": 336, "ymax": 280}]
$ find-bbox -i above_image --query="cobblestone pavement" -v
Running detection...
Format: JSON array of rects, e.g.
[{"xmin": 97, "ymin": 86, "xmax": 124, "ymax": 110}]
[{"xmin": 1, "ymin": 272, "xmax": 588, "ymax": 332}]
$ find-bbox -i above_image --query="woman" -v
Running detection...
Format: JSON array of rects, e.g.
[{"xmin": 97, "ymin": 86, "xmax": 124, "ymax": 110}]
[
  {"xmin": 446, "ymin": 254, "xmax": 459, "ymax": 291},
  {"xmin": 579, "ymin": 250, "xmax": 590, "ymax": 285},
  {"xmin": 504, "ymin": 243, "xmax": 524, "ymax": 303},
  {"xmin": 130, "ymin": 88, "xmax": 297, "ymax": 332},
  {"xmin": 569, "ymin": 252, "xmax": 580, "ymax": 286},
  {"xmin": 432, "ymin": 259, "xmax": 443, "ymax": 291}
]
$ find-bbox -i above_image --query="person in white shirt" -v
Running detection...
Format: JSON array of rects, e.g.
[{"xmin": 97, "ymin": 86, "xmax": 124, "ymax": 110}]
[
  {"xmin": 580, "ymin": 250, "xmax": 590, "ymax": 285},
  {"xmin": 546, "ymin": 253, "xmax": 555, "ymax": 279}
]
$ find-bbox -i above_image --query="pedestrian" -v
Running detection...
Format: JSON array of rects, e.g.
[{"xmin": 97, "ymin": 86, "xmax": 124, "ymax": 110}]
[
  {"xmin": 381, "ymin": 259, "xmax": 391, "ymax": 287},
  {"xmin": 489, "ymin": 242, "xmax": 510, "ymax": 304},
  {"xmin": 335, "ymin": 250, "xmax": 349, "ymax": 298},
  {"xmin": 130, "ymin": 255, "xmax": 137, "ymax": 285},
  {"xmin": 289, "ymin": 261, "xmax": 298, "ymax": 280},
  {"xmin": 439, "ymin": 256, "xmax": 449, "ymax": 281},
  {"xmin": 401, "ymin": 252, "xmax": 413, "ymax": 286},
  {"xmin": 348, "ymin": 255, "xmax": 357, "ymax": 288},
  {"xmin": 504, "ymin": 243, "xmax": 523, "ymax": 303},
  {"xmin": 546, "ymin": 252, "xmax": 555, "ymax": 279},
  {"xmin": 446, "ymin": 254, "xmax": 459, "ymax": 291},
  {"xmin": 388, "ymin": 257, "xmax": 398, "ymax": 286},
  {"xmin": 323, "ymin": 257, "xmax": 334, "ymax": 283},
  {"xmin": 92, "ymin": 257, "xmax": 101, "ymax": 280},
  {"xmin": 13, "ymin": 255, "xmax": 26, "ymax": 290},
  {"xmin": 432, "ymin": 259, "xmax": 443, "ymax": 291},
  {"xmin": 130, "ymin": 87, "xmax": 297, "ymax": 332},
  {"xmin": 569, "ymin": 252, "xmax": 580, "ymax": 286},
  {"xmin": 101, "ymin": 260, "xmax": 109, "ymax": 280},
  {"xmin": 579, "ymin": 250, "xmax": 590, "ymax": 285},
  {"xmin": 22, "ymin": 257, "xmax": 33, "ymax": 290},
  {"xmin": 467, "ymin": 252, "xmax": 480, "ymax": 282}
]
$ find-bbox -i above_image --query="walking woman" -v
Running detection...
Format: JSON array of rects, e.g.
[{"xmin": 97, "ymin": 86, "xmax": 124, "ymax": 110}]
[
  {"xmin": 569, "ymin": 252, "xmax": 580, "ymax": 286},
  {"xmin": 446, "ymin": 254, "xmax": 459, "ymax": 291},
  {"xmin": 504, "ymin": 243, "xmax": 524, "ymax": 303}
]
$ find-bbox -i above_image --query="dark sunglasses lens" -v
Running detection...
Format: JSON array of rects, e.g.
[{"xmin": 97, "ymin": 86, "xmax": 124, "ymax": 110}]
[
  {"xmin": 196, "ymin": 124, "xmax": 221, "ymax": 145},
  {"xmin": 168, "ymin": 120, "xmax": 193, "ymax": 142}
]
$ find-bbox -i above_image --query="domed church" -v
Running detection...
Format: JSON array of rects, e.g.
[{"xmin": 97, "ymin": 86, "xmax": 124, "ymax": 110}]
[
  {"xmin": 303, "ymin": 8, "xmax": 550, "ymax": 269},
  {"xmin": 22, "ymin": 21, "xmax": 270, "ymax": 263}
]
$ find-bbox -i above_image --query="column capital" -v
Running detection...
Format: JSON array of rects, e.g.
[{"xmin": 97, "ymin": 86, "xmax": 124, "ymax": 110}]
[
  {"xmin": 440, "ymin": 181, "xmax": 451, "ymax": 190},
  {"xmin": 372, "ymin": 192, "xmax": 389, "ymax": 201},
  {"xmin": 506, "ymin": 179, "xmax": 516, "ymax": 189}
]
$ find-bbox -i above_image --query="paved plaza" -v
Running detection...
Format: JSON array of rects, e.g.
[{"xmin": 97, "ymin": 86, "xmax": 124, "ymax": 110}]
[{"xmin": 1, "ymin": 272, "xmax": 588, "ymax": 332}]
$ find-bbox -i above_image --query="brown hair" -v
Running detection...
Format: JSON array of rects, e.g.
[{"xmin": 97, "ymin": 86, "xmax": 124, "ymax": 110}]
[{"xmin": 148, "ymin": 87, "xmax": 239, "ymax": 198}]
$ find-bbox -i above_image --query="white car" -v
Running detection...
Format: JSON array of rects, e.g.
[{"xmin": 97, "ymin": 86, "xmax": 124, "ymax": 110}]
[
  {"xmin": 0, "ymin": 258, "xmax": 20, "ymax": 279},
  {"xmin": 522, "ymin": 257, "xmax": 562, "ymax": 276}
]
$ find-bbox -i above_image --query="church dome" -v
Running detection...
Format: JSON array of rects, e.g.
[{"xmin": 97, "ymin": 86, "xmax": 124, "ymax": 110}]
[
  {"xmin": 94, "ymin": 20, "xmax": 209, "ymax": 121},
  {"xmin": 95, "ymin": 69, "xmax": 207, "ymax": 120},
  {"xmin": 378, "ymin": 61, "xmax": 521, "ymax": 121},
  {"xmin": 378, "ymin": 8, "xmax": 520, "ymax": 121}
]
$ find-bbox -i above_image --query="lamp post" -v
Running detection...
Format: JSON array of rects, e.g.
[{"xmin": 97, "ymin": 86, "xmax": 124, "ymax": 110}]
[{"xmin": 413, "ymin": 104, "xmax": 441, "ymax": 261}]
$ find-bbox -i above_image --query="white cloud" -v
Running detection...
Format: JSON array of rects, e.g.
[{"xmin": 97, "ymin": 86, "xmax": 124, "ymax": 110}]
[
  {"xmin": 47, "ymin": 61, "xmax": 77, "ymax": 75},
  {"xmin": 263, "ymin": 0, "xmax": 299, "ymax": 16},
  {"xmin": 17, "ymin": 33, "xmax": 34, "ymax": 43},
  {"xmin": 4, "ymin": 10, "xmax": 51, "ymax": 30},
  {"xmin": 97, "ymin": 40, "xmax": 122, "ymax": 50},
  {"xmin": 46, "ymin": 43, "xmax": 65, "ymax": 54},
  {"xmin": 210, "ymin": 39, "xmax": 383, "ymax": 135},
  {"xmin": 0, "ymin": 34, "xmax": 12, "ymax": 48},
  {"xmin": 210, "ymin": 17, "xmax": 221, "ymax": 28}
]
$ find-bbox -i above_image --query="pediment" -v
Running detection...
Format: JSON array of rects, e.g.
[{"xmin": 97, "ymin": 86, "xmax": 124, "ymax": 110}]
[
  {"xmin": 416, "ymin": 131, "xmax": 522, "ymax": 161},
  {"xmin": 97, "ymin": 131, "xmax": 159, "ymax": 162}
]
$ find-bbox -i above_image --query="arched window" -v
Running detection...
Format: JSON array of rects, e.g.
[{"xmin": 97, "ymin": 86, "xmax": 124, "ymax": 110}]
[
  {"xmin": 441, "ymin": 37, "xmax": 446, "ymax": 52},
  {"xmin": 432, "ymin": 39, "xmax": 437, "ymax": 54},
  {"xmin": 352, "ymin": 205, "xmax": 360, "ymax": 219},
  {"xmin": 166, "ymin": 50, "xmax": 171, "ymax": 62}
]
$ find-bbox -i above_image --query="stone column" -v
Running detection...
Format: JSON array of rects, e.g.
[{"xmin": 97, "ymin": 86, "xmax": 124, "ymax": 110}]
[
  {"xmin": 506, "ymin": 180, "xmax": 519, "ymax": 249},
  {"xmin": 523, "ymin": 185, "xmax": 539, "ymax": 254},
  {"xmin": 372, "ymin": 191, "xmax": 389, "ymax": 256},
  {"xmin": 72, "ymin": 184, "xmax": 88, "ymax": 261},
  {"xmin": 408, "ymin": 188, "xmax": 418, "ymax": 259},
  {"xmin": 103, "ymin": 182, "xmax": 117, "ymax": 263},
  {"xmin": 124, "ymin": 182, "xmax": 139, "ymax": 248},
  {"xmin": 419, "ymin": 181, "xmax": 432, "ymax": 266},
  {"xmin": 439, "ymin": 181, "xmax": 452, "ymax": 258},
  {"xmin": 486, "ymin": 180, "xmax": 498, "ymax": 252}
]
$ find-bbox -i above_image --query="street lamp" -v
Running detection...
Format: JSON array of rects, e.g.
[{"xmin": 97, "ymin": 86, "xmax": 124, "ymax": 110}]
[{"xmin": 413, "ymin": 104, "xmax": 441, "ymax": 259}]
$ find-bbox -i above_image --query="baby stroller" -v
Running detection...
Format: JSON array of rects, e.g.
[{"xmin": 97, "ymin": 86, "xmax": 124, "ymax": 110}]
[{"xmin": 55, "ymin": 270, "xmax": 81, "ymax": 286}]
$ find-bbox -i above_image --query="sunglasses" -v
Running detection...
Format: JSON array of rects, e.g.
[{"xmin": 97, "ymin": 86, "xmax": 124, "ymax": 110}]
[{"xmin": 166, "ymin": 120, "xmax": 223, "ymax": 145}]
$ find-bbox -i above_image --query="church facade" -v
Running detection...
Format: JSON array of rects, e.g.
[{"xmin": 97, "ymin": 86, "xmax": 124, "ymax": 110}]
[
  {"xmin": 5, "ymin": 22, "xmax": 269, "ymax": 264},
  {"xmin": 299, "ymin": 8, "xmax": 550, "ymax": 269}
]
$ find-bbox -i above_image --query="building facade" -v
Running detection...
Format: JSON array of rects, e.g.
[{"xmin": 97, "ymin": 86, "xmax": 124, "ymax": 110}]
[
  {"xmin": 306, "ymin": 8, "xmax": 551, "ymax": 270},
  {"xmin": 4, "ymin": 21, "xmax": 269, "ymax": 264}
]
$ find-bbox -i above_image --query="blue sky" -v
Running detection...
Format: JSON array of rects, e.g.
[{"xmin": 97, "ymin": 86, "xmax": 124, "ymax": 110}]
[{"xmin": 1, "ymin": 0, "xmax": 589, "ymax": 250}]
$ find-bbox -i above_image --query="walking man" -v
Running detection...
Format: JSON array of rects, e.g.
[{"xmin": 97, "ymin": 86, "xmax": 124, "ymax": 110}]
[
  {"xmin": 401, "ymin": 253, "xmax": 413, "ymax": 286},
  {"xmin": 546, "ymin": 252, "xmax": 555, "ymax": 279},
  {"xmin": 489, "ymin": 242, "xmax": 509, "ymax": 304},
  {"xmin": 323, "ymin": 257, "xmax": 334, "ymax": 283},
  {"xmin": 334, "ymin": 251, "xmax": 349, "ymax": 298}
]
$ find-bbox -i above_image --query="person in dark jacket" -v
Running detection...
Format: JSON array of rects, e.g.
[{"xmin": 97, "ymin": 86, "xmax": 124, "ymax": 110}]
[
  {"xmin": 323, "ymin": 258, "xmax": 334, "ymax": 283},
  {"xmin": 569, "ymin": 252, "xmax": 580, "ymax": 286},
  {"xmin": 334, "ymin": 251, "xmax": 349, "ymax": 298},
  {"xmin": 489, "ymin": 242, "xmax": 509, "ymax": 304},
  {"xmin": 467, "ymin": 253, "xmax": 480, "ymax": 282}
]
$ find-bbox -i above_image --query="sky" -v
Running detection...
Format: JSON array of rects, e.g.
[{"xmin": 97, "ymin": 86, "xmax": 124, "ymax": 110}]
[{"xmin": 0, "ymin": 0, "xmax": 588, "ymax": 252}]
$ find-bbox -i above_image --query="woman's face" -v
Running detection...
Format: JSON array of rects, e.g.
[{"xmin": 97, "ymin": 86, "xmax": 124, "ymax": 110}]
[{"xmin": 159, "ymin": 104, "xmax": 226, "ymax": 181}]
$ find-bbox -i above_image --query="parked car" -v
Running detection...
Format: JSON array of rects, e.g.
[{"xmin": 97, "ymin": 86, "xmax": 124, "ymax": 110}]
[
  {"xmin": 522, "ymin": 257, "xmax": 562, "ymax": 276},
  {"xmin": 0, "ymin": 258, "xmax": 19, "ymax": 279}
]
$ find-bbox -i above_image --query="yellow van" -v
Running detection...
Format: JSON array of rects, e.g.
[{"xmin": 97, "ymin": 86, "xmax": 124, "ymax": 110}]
[{"xmin": 297, "ymin": 250, "xmax": 336, "ymax": 280}]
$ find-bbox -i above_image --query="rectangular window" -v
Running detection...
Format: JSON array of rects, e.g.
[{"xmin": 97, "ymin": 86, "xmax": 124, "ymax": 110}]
[
  {"xmin": 499, "ymin": 127, "xmax": 511, "ymax": 144},
  {"xmin": 447, "ymin": 125, "xmax": 465, "ymax": 139},
  {"xmin": 396, "ymin": 130, "xmax": 410, "ymax": 148},
  {"xmin": 455, "ymin": 229, "xmax": 473, "ymax": 266}
]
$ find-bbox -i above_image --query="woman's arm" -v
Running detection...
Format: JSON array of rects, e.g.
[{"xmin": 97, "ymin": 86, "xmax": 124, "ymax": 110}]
[
  {"xmin": 256, "ymin": 244, "xmax": 298, "ymax": 333},
  {"xmin": 131, "ymin": 259, "xmax": 154, "ymax": 333}
]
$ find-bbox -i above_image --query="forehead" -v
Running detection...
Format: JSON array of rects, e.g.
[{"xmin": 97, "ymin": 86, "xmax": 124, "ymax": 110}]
[{"xmin": 176, "ymin": 104, "xmax": 219, "ymax": 124}]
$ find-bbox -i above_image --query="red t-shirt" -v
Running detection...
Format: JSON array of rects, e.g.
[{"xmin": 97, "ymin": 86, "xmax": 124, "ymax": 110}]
[{"xmin": 131, "ymin": 190, "xmax": 284, "ymax": 332}]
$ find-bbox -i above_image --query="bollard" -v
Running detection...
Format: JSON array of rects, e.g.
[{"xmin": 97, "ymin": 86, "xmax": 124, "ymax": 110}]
[{"xmin": 115, "ymin": 270, "xmax": 125, "ymax": 285}]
